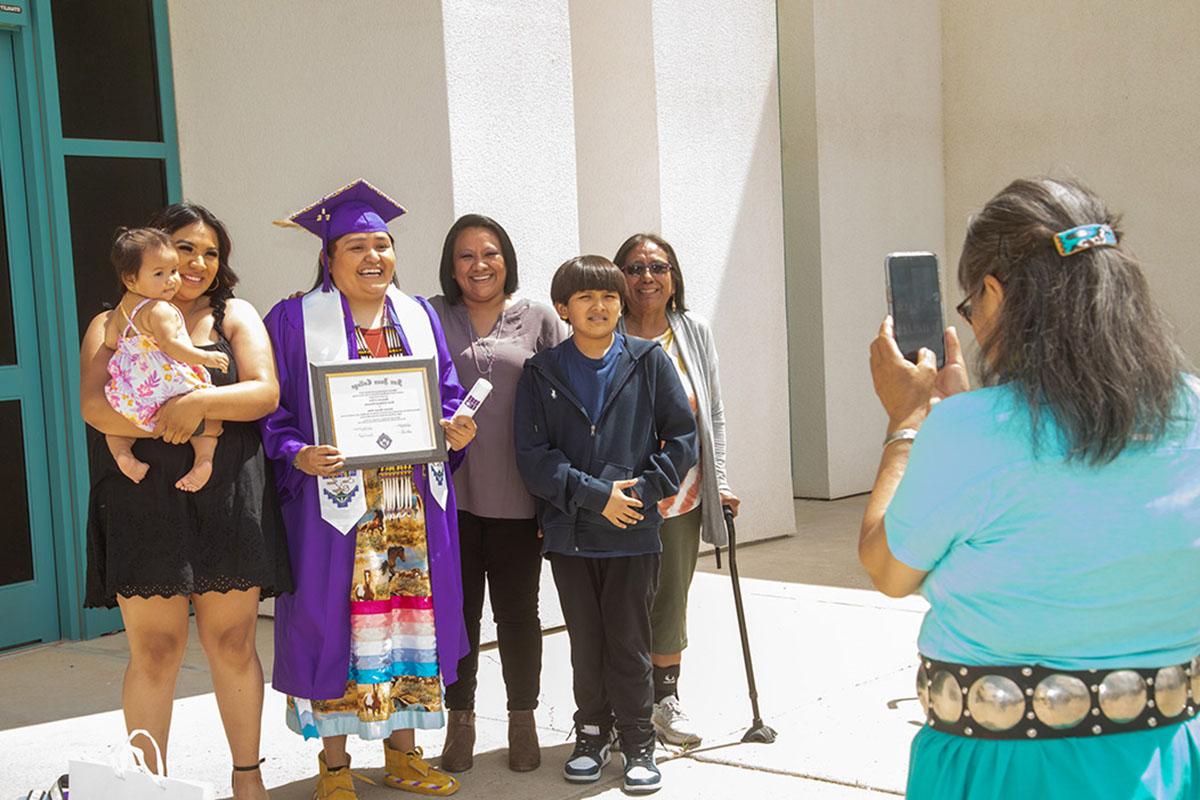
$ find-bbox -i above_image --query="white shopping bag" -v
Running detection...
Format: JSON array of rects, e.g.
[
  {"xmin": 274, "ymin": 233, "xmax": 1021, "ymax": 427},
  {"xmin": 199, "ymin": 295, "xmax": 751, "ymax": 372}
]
[{"xmin": 68, "ymin": 729, "xmax": 214, "ymax": 799}]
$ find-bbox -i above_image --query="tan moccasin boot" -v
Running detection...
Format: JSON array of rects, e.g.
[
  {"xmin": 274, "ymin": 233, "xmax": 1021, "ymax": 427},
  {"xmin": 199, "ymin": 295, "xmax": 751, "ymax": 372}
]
[
  {"xmin": 383, "ymin": 743, "xmax": 460, "ymax": 796},
  {"xmin": 315, "ymin": 752, "xmax": 375, "ymax": 800}
]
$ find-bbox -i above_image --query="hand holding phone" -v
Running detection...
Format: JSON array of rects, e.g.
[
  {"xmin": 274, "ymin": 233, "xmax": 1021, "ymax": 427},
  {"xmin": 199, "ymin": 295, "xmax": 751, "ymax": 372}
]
[{"xmin": 885, "ymin": 252, "xmax": 946, "ymax": 369}]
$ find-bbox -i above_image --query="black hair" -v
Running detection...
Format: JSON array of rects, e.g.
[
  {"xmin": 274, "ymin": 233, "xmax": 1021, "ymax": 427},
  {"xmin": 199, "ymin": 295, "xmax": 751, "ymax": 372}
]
[
  {"xmin": 146, "ymin": 203, "xmax": 238, "ymax": 335},
  {"xmin": 550, "ymin": 255, "xmax": 627, "ymax": 307},
  {"xmin": 438, "ymin": 214, "xmax": 519, "ymax": 303},
  {"xmin": 958, "ymin": 177, "xmax": 1189, "ymax": 464},
  {"xmin": 111, "ymin": 227, "xmax": 173, "ymax": 285},
  {"xmin": 613, "ymin": 232, "xmax": 687, "ymax": 313}
]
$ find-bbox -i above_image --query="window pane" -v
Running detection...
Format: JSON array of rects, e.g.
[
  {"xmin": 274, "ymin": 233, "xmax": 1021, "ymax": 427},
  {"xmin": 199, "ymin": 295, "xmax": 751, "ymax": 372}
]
[
  {"xmin": 0, "ymin": 400, "xmax": 33, "ymax": 586},
  {"xmin": 0, "ymin": 164, "xmax": 15, "ymax": 365},
  {"xmin": 52, "ymin": 0, "xmax": 162, "ymax": 141},
  {"xmin": 65, "ymin": 156, "xmax": 166, "ymax": 340}
]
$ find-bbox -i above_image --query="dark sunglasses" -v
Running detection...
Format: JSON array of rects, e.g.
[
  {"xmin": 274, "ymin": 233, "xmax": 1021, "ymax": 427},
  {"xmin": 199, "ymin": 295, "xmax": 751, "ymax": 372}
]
[
  {"xmin": 621, "ymin": 261, "xmax": 671, "ymax": 277},
  {"xmin": 956, "ymin": 297, "xmax": 973, "ymax": 324}
]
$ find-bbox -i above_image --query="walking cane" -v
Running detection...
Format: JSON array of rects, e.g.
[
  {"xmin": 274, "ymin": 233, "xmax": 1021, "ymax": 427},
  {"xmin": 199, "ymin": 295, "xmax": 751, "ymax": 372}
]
[{"xmin": 720, "ymin": 504, "xmax": 777, "ymax": 743}]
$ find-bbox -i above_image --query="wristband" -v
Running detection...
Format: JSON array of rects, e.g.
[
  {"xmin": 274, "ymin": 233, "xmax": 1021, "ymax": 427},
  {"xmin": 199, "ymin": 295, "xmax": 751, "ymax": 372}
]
[{"xmin": 883, "ymin": 427, "xmax": 919, "ymax": 449}]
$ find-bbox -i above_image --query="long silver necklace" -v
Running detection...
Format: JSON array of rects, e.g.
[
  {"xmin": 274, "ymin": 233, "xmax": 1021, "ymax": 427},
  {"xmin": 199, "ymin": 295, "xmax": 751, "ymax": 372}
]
[{"xmin": 467, "ymin": 304, "xmax": 507, "ymax": 379}]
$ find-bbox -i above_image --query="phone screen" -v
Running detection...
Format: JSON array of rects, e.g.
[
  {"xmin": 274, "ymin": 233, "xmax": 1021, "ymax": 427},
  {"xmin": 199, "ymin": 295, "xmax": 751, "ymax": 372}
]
[{"xmin": 886, "ymin": 252, "xmax": 945, "ymax": 368}]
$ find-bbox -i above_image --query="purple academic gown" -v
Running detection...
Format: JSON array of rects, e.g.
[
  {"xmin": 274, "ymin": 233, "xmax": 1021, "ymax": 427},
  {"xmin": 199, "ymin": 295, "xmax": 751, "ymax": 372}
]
[{"xmin": 259, "ymin": 292, "xmax": 470, "ymax": 702}]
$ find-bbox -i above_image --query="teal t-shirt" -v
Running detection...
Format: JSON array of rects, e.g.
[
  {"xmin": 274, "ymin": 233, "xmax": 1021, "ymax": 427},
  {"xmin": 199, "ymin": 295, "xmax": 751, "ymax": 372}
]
[
  {"xmin": 892, "ymin": 378, "xmax": 1200, "ymax": 798},
  {"xmin": 886, "ymin": 378, "xmax": 1200, "ymax": 670}
]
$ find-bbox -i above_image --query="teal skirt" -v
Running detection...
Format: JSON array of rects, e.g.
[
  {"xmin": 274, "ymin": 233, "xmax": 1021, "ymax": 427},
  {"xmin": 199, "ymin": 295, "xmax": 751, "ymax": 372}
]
[{"xmin": 907, "ymin": 718, "xmax": 1200, "ymax": 799}]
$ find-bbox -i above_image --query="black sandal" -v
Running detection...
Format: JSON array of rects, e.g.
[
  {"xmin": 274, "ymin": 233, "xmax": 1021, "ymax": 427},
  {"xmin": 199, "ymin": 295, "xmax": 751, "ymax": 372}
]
[{"xmin": 230, "ymin": 759, "xmax": 265, "ymax": 799}]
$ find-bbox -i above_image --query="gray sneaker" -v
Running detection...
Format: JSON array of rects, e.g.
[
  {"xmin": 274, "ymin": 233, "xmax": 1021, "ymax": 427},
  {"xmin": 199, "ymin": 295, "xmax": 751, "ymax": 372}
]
[{"xmin": 651, "ymin": 696, "xmax": 702, "ymax": 746}]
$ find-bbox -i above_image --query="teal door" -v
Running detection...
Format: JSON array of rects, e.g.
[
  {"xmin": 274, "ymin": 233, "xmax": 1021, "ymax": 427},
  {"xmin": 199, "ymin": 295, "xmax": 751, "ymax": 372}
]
[{"xmin": 0, "ymin": 31, "xmax": 61, "ymax": 650}]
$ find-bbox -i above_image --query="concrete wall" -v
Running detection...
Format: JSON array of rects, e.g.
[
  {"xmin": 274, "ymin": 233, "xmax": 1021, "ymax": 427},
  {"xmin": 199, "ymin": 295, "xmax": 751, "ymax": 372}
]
[
  {"xmin": 778, "ymin": 0, "xmax": 1199, "ymax": 499},
  {"xmin": 778, "ymin": 0, "xmax": 829, "ymax": 498},
  {"xmin": 941, "ymin": 2, "xmax": 1200, "ymax": 363},
  {"xmin": 780, "ymin": 0, "xmax": 946, "ymax": 498},
  {"xmin": 166, "ymin": 0, "xmax": 456, "ymax": 304},
  {"xmin": 650, "ymin": 0, "xmax": 795, "ymax": 536},
  {"xmin": 569, "ymin": 0, "xmax": 662, "ymax": 254},
  {"xmin": 442, "ymin": 0, "xmax": 580, "ymax": 301}
]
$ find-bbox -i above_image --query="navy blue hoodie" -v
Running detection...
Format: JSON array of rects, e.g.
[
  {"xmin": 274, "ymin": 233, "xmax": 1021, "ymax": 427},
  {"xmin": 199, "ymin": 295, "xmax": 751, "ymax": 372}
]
[{"xmin": 514, "ymin": 335, "xmax": 698, "ymax": 556}]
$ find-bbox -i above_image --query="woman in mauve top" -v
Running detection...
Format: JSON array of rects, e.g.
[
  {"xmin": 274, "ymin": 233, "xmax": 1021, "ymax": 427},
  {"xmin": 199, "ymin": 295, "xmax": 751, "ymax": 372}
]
[{"xmin": 428, "ymin": 214, "xmax": 565, "ymax": 774}]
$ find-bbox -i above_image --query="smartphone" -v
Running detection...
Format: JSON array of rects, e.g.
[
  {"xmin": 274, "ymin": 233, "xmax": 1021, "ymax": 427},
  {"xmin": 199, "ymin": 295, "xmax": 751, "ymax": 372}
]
[{"xmin": 884, "ymin": 252, "xmax": 945, "ymax": 368}]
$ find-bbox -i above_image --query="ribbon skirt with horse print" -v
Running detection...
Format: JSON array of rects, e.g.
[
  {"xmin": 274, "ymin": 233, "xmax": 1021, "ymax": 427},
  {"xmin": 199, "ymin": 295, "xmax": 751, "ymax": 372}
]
[{"xmin": 287, "ymin": 324, "xmax": 445, "ymax": 740}]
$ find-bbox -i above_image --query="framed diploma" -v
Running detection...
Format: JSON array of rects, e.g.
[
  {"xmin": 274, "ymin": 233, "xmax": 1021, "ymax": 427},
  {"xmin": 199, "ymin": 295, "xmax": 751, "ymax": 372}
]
[{"xmin": 310, "ymin": 355, "xmax": 447, "ymax": 469}]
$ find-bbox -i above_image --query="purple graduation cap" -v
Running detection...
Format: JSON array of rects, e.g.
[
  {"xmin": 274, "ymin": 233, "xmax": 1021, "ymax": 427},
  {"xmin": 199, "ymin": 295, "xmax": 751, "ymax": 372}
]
[{"xmin": 276, "ymin": 178, "xmax": 407, "ymax": 291}]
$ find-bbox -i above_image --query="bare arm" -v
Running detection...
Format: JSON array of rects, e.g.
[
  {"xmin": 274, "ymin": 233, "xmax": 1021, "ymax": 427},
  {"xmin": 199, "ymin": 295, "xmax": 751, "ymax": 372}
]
[
  {"xmin": 102, "ymin": 306, "xmax": 122, "ymax": 351},
  {"xmin": 858, "ymin": 440, "xmax": 927, "ymax": 597},
  {"xmin": 152, "ymin": 299, "xmax": 280, "ymax": 444},
  {"xmin": 859, "ymin": 318, "xmax": 970, "ymax": 598},
  {"xmin": 140, "ymin": 301, "xmax": 229, "ymax": 372},
  {"xmin": 80, "ymin": 311, "xmax": 155, "ymax": 437}
]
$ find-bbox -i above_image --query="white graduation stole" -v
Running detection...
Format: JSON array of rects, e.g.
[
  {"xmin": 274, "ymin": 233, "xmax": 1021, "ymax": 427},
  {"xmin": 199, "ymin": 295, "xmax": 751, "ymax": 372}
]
[{"xmin": 303, "ymin": 286, "xmax": 448, "ymax": 534}]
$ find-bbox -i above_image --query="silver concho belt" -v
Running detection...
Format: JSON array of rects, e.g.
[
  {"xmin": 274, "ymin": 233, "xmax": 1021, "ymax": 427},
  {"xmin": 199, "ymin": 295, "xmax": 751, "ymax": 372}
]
[{"xmin": 917, "ymin": 654, "xmax": 1200, "ymax": 739}]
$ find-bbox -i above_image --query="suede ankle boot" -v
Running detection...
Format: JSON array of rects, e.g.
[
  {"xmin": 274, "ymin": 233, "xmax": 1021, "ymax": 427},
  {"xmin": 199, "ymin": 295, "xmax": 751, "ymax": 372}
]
[
  {"xmin": 439, "ymin": 709, "xmax": 476, "ymax": 773},
  {"xmin": 507, "ymin": 709, "xmax": 541, "ymax": 772}
]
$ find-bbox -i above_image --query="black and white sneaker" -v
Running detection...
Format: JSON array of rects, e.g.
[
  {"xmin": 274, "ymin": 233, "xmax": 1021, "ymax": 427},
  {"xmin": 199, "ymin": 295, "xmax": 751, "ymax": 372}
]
[
  {"xmin": 622, "ymin": 739, "xmax": 661, "ymax": 794},
  {"xmin": 563, "ymin": 725, "xmax": 612, "ymax": 783}
]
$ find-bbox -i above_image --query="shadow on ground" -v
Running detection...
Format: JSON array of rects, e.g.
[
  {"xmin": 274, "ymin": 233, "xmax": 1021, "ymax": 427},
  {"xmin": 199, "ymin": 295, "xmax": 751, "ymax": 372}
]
[{"xmin": 697, "ymin": 496, "xmax": 872, "ymax": 590}]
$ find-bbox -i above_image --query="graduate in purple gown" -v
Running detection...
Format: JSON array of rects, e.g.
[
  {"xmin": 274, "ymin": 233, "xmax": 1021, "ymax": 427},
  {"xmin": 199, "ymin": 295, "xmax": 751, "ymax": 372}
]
[{"xmin": 260, "ymin": 179, "xmax": 474, "ymax": 798}]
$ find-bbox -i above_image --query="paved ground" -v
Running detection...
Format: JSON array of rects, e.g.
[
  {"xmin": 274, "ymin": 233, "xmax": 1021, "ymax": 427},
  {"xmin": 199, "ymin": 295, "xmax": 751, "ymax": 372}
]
[{"xmin": 0, "ymin": 495, "xmax": 927, "ymax": 799}]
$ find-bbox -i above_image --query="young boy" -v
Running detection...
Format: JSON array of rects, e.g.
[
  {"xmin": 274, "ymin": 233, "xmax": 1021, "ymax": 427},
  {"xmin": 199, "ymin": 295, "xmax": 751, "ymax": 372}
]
[{"xmin": 514, "ymin": 255, "xmax": 697, "ymax": 794}]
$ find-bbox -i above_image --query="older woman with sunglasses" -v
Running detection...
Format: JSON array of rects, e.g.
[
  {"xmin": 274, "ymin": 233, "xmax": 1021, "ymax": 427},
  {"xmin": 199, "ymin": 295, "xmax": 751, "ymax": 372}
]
[
  {"xmin": 615, "ymin": 233, "xmax": 737, "ymax": 747},
  {"xmin": 862, "ymin": 177, "xmax": 1200, "ymax": 799}
]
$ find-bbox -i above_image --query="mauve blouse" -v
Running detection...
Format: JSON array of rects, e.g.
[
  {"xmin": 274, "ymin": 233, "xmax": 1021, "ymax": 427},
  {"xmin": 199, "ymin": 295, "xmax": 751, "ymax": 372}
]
[{"xmin": 429, "ymin": 295, "xmax": 566, "ymax": 519}]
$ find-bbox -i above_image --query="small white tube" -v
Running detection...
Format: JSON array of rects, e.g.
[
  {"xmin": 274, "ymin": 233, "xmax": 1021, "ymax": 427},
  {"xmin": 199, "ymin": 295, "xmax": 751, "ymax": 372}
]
[{"xmin": 455, "ymin": 378, "xmax": 493, "ymax": 419}]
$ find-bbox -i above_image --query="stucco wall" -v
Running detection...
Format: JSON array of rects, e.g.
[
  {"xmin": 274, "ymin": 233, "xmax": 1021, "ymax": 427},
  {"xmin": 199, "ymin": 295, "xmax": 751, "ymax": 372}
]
[
  {"xmin": 780, "ymin": 0, "xmax": 946, "ymax": 498},
  {"xmin": 441, "ymin": 0, "xmax": 580, "ymax": 301},
  {"xmin": 651, "ymin": 0, "xmax": 795, "ymax": 538},
  {"xmin": 941, "ymin": 2, "xmax": 1200, "ymax": 363},
  {"xmin": 778, "ymin": 0, "xmax": 829, "ymax": 498},
  {"xmin": 166, "ymin": 0, "xmax": 455, "ymax": 305},
  {"xmin": 569, "ymin": 0, "xmax": 662, "ymax": 255}
]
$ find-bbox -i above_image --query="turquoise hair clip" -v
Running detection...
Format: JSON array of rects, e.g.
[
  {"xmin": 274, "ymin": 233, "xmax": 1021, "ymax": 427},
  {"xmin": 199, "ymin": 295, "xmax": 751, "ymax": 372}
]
[{"xmin": 1054, "ymin": 223, "xmax": 1117, "ymax": 257}]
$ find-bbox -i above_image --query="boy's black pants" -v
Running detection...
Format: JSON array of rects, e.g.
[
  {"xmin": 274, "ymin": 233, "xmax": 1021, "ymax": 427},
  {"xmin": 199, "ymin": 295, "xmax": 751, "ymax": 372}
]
[{"xmin": 549, "ymin": 551, "xmax": 661, "ymax": 748}]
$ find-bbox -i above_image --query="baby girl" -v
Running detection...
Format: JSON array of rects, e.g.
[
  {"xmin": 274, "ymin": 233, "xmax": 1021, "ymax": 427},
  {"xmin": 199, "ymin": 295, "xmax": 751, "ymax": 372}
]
[{"xmin": 103, "ymin": 228, "xmax": 229, "ymax": 491}]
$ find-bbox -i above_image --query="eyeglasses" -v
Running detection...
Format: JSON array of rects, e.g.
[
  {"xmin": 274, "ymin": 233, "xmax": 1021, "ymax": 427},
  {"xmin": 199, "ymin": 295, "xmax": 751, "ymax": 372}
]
[
  {"xmin": 621, "ymin": 261, "xmax": 671, "ymax": 277},
  {"xmin": 956, "ymin": 296, "xmax": 973, "ymax": 324}
]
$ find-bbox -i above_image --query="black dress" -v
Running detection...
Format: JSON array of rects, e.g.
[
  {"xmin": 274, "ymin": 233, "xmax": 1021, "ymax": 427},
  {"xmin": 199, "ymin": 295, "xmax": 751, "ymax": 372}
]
[{"xmin": 85, "ymin": 331, "xmax": 292, "ymax": 607}]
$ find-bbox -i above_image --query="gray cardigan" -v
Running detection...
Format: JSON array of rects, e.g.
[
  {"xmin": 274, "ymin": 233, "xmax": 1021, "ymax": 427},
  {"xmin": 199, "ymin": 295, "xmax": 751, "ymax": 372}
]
[{"xmin": 621, "ymin": 310, "xmax": 732, "ymax": 546}]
